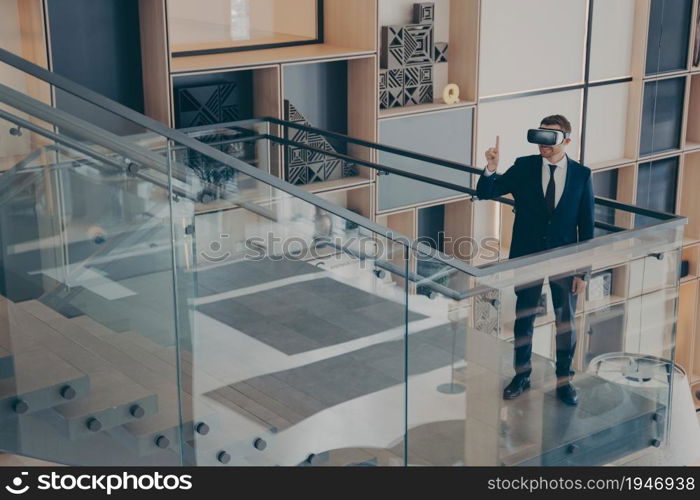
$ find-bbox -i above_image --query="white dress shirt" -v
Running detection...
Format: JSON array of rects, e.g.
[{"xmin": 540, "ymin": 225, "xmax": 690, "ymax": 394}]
[
  {"xmin": 541, "ymin": 154, "xmax": 568, "ymax": 208},
  {"xmin": 483, "ymin": 154, "xmax": 569, "ymax": 208}
]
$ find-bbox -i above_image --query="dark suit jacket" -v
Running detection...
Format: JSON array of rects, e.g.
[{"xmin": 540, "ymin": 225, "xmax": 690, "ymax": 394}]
[{"xmin": 476, "ymin": 154, "xmax": 595, "ymax": 261}]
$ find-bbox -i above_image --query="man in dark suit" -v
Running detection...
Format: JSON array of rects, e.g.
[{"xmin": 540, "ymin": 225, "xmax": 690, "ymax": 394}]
[{"xmin": 477, "ymin": 114, "xmax": 595, "ymax": 406}]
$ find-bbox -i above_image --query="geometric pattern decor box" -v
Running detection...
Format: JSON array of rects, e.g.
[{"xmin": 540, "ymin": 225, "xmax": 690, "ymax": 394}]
[
  {"xmin": 174, "ymin": 74, "xmax": 253, "ymax": 128},
  {"xmin": 284, "ymin": 100, "xmax": 357, "ymax": 186},
  {"xmin": 587, "ymin": 270, "xmax": 613, "ymax": 302},
  {"xmin": 474, "ymin": 289, "xmax": 500, "ymax": 336},
  {"xmin": 379, "ymin": 2, "xmax": 448, "ymax": 109},
  {"xmin": 177, "ymin": 130, "xmax": 257, "ymax": 201}
]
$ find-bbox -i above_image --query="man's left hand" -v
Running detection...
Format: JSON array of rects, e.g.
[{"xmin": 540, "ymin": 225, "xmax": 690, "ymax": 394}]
[{"xmin": 571, "ymin": 277, "xmax": 587, "ymax": 296}]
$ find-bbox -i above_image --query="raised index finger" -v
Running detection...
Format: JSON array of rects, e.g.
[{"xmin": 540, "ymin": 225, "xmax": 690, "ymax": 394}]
[{"xmin": 495, "ymin": 135, "xmax": 500, "ymax": 150}]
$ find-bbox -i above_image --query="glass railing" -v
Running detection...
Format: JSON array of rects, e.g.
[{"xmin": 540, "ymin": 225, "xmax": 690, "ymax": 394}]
[{"xmin": 0, "ymin": 47, "xmax": 687, "ymax": 466}]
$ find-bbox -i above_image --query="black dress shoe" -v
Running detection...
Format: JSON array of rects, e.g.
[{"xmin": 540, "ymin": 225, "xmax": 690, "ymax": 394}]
[
  {"xmin": 556, "ymin": 383, "xmax": 578, "ymax": 406},
  {"xmin": 503, "ymin": 376, "xmax": 531, "ymax": 400}
]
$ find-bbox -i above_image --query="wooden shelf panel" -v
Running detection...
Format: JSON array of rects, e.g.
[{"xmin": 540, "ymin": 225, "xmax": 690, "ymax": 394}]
[
  {"xmin": 680, "ymin": 151, "xmax": 700, "ymax": 241},
  {"xmin": 376, "ymin": 207, "xmax": 416, "ymax": 289},
  {"xmin": 677, "ymin": 280, "xmax": 698, "ymax": 375},
  {"xmin": 379, "ymin": 99, "xmax": 475, "ymax": 119},
  {"xmin": 588, "ymin": 158, "xmax": 637, "ymax": 172},
  {"xmin": 682, "ymin": 244, "xmax": 700, "ymax": 281},
  {"xmin": 299, "ymin": 177, "xmax": 372, "ymax": 195},
  {"xmin": 315, "ymin": 182, "xmax": 373, "ymax": 219},
  {"xmin": 694, "ymin": 274, "xmax": 700, "ymax": 382},
  {"xmin": 171, "ymin": 44, "xmax": 374, "ymax": 74},
  {"xmin": 171, "ymin": 31, "xmax": 315, "ymax": 56},
  {"xmin": 685, "ymin": 74, "xmax": 700, "ymax": 144}
]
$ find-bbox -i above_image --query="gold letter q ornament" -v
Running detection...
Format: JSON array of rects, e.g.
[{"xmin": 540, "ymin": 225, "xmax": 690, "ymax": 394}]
[{"xmin": 442, "ymin": 84, "xmax": 460, "ymax": 105}]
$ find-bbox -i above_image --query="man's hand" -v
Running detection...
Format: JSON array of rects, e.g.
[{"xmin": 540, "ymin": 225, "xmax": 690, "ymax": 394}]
[
  {"xmin": 485, "ymin": 135, "xmax": 499, "ymax": 172},
  {"xmin": 571, "ymin": 276, "xmax": 587, "ymax": 296}
]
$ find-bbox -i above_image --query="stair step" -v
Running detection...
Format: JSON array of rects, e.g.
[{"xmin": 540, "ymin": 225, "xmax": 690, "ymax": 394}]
[
  {"xmin": 109, "ymin": 392, "xmax": 214, "ymax": 457},
  {"xmin": 3, "ymin": 298, "xmax": 158, "ymax": 439},
  {"xmin": 16, "ymin": 298, "xmax": 64, "ymax": 323},
  {"xmin": 71, "ymin": 314, "xmax": 193, "ymax": 364},
  {"xmin": 19, "ymin": 300, "xmax": 252, "ymax": 459},
  {"xmin": 0, "ymin": 348, "xmax": 89, "ymax": 420},
  {"xmin": 70, "ymin": 315, "xmax": 220, "ymax": 393},
  {"xmin": 181, "ymin": 429, "xmax": 277, "ymax": 466},
  {"xmin": 0, "ymin": 296, "xmax": 40, "ymax": 354},
  {"xmin": 66, "ymin": 316, "xmax": 222, "ymax": 456},
  {"xmin": 0, "ymin": 346, "xmax": 15, "ymax": 380},
  {"xmin": 44, "ymin": 368, "xmax": 157, "ymax": 440},
  {"xmin": 67, "ymin": 315, "xmax": 264, "ymax": 459}
]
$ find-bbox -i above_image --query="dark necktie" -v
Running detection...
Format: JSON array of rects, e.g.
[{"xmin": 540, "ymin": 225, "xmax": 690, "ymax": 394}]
[{"xmin": 545, "ymin": 164, "xmax": 557, "ymax": 213}]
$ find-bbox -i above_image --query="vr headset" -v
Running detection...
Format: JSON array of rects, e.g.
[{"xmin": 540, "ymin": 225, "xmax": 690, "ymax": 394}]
[{"xmin": 527, "ymin": 128, "xmax": 570, "ymax": 146}]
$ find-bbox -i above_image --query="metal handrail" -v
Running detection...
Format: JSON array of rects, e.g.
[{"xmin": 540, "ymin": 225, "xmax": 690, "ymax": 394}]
[
  {"xmin": 0, "ymin": 89, "xmax": 277, "ymax": 221},
  {"xmin": 0, "ymin": 48, "xmax": 686, "ymax": 281}
]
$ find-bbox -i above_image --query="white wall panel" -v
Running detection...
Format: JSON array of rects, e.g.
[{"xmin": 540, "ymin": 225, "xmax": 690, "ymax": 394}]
[
  {"xmin": 476, "ymin": 89, "xmax": 583, "ymax": 174},
  {"xmin": 532, "ymin": 323, "xmax": 554, "ymax": 359},
  {"xmin": 589, "ymin": 0, "xmax": 636, "ymax": 81},
  {"xmin": 479, "ymin": 0, "xmax": 587, "ymax": 97},
  {"xmin": 584, "ymin": 83, "xmax": 630, "ymax": 165}
]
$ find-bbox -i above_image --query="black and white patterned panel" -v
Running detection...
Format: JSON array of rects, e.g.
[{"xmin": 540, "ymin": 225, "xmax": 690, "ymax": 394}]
[
  {"xmin": 283, "ymin": 100, "xmax": 357, "ymax": 186},
  {"xmin": 434, "ymin": 42, "xmax": 448, "ymax": 63},
  {"xmin": 404, "ymin": 24, "xmax": 434, "ymax": 66},
  {"xmin": 414, "ymin": 2, "xmax": 435, "ymax": 23},
  {"xmin": 176, "ymin": 83, "xmax": 243, "ymax": 128},
  {"xmin": 587, "ymin": 271, "xmax": 613, "ymax": 302},
  {"xmin": 379, "ymin": 2, "xmax": 449, "ymax": 110},
  {"xmin": 474, "ymin": 289, "xmax": 500, "ymax": 336}
]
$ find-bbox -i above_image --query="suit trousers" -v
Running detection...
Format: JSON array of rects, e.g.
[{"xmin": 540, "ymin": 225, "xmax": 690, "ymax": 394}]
[{"xmin": 513, "ymin": 275, "xmax": 577, "ymax": 380}]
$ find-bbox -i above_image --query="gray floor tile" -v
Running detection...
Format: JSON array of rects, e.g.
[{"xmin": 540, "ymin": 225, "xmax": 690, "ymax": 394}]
[
  {"xmin": 240, "ymin": 319, "xmax": 325, "ymax": 355},
  {"xmin": 274, "ymin": 310, "xmax": 356, "ymax": 346},
  {"xmin": 197, "ymin": 277, "xmax": 427, "ymax": 353},
  {"xmin": 197, "ymin": 299, "xmax": 263, "ymax": 327}
]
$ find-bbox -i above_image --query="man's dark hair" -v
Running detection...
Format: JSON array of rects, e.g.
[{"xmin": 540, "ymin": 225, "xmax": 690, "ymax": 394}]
[{"xmin": 540, "ymin": 114, "xmax": 572, "ymax": 135}]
